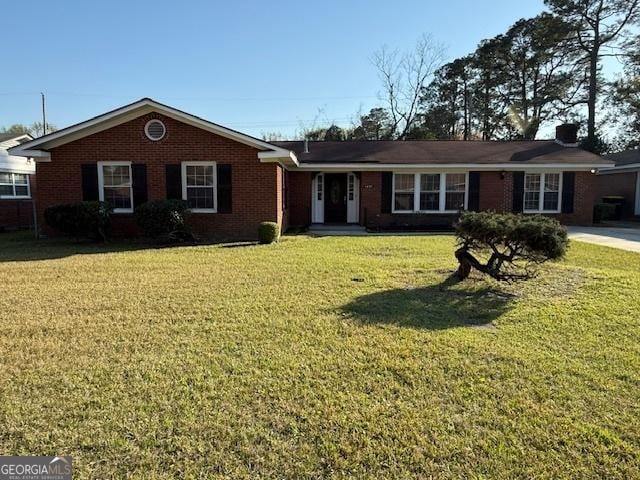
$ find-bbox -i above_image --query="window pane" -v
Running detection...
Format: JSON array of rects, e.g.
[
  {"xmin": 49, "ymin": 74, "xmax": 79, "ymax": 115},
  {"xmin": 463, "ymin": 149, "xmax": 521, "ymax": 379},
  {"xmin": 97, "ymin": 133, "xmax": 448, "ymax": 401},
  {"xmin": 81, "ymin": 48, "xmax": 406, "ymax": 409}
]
[
  {"xmin": 420, "ymin": 174, "xmax": 440, "ymax": 192},
  {"xmin": 542, "ymin": 173, "xmax": 560, "ymax": 210},
  {"xmin": 394, "ymin": 193, "xmax": 414, "ymax": 211},
  {"xmin": 14, "ymin": 185, "xmax": 28, "ymax": 196},
  {"xmin": 524, "ymin": 191, "xmax": 540, "ymax": 211},
  {"xmin": 186, "ymin": 165, "xmax": 214, "ymax": 186},
  {"xmin": 103, "ymin": 165, "xmax": 130, "ymax": 187},
  {"xmin": 446, "ymin": 173, "xmax": 466, "ymax": 192},
  {"xmin": 104, "ymin": 186, "xmax": 131, "ymax": 209},
  {"xmin": 13, "ymin": 174, "xmax": 28, "ymax": 185},
  {"xmin": 187, "ymin": 186, "xmax": 214, "ymax": 209},
  {"xmin": 420, "ymin": 192, "xmax": 439, "ymax": 210},
  {"xmin": 545, "ymin": 173, "xmax": 560, "ymax": 192},
  {"xmin": 543, "ymin": 192, "xmax": 559, "ymax": 211},
  {"xmin": 0, "ymin": 172, "xmax": 12, "ymax": 184},
  {"xmin": 394, "ymin": 174, "xmax": 414, "ymax": 192},
  {"xmin": 0, "ymin": 185, "xmax": 13, "ymax": 196},
  {"xmin": 445, "ymin": 192, "xmax": 465, "ymax": 211},
  {"xmin": 524, "ymin": 173, "xmax": 541, "ymax": 193}
]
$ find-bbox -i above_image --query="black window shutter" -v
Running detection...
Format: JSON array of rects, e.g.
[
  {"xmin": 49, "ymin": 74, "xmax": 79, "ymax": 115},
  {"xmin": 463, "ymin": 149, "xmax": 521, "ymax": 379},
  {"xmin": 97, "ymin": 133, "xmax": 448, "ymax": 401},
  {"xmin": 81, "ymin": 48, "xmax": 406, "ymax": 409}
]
[
  {"xmin": 468, "ymin": 172, "xmax": 481, "ymax": 211},
  {"xmin": 81, "ymin": 164, "xmax": 99, "ymax": 201},
  {"xmin": 165, "ymin": 164, "xmax": 182, "ymax": 200},
  {"xmin": 512, "ymin": 172, "xmax": 525, "ymax": 213},
  {"xmin": 131, "ymin": 164, "xmax": 148, "ymax": 209},
  {"xmin": 217, "ymin": 164, "xmax": 232, "ymax": 213},
  {"xmin": 381, "ymin": 172, "xmax": 393, "ymax": 214},
  {"xmin": 562, "ymin": 172, "xmax": 575, "ymax": 214}
]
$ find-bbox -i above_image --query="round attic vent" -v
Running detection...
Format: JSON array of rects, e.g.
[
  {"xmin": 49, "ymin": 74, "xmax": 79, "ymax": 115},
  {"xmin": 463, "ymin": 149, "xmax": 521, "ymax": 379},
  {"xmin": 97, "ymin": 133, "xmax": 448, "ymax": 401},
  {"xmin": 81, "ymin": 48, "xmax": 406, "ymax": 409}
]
[{"xmin": 145, "ymin": 120, "xmax": 166, "ymax": 141}]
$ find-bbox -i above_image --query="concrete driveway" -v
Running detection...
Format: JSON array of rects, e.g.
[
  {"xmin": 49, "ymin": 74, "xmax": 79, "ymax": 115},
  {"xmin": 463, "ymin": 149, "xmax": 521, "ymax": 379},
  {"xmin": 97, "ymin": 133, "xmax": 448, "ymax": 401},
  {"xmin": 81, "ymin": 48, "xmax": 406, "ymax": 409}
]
[{"xmin": 567, "ymin": 226, "xmax": 640, "ymax": 252}]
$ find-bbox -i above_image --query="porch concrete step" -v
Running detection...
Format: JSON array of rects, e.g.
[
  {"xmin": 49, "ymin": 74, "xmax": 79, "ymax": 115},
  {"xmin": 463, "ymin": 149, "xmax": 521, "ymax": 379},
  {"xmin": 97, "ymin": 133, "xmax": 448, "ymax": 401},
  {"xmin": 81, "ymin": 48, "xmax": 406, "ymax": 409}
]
[{"xmin": 307, "ymin": 224, "xmax": 368, "ymax": 236}]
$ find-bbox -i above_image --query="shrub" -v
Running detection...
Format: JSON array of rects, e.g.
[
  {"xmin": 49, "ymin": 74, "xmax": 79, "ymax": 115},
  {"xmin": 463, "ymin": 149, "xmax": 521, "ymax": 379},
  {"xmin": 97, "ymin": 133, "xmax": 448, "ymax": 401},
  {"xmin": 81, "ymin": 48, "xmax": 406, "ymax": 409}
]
[
  {"xmin": 454, "ymin": 211, "xmax": 568, "ymax": 282},
  {"xmin": 593, "ymin": 203, "xmax": 617, "ymax": 223},
  {"xmin": 258, "ymin": 222, "xmax": 280, "ymax": 244},
  {"xmin": 134, "ymin": 200, "xmax": 193, "ymax": 242},
  {"xmin": 44, "ymin": 201, "xmax": 112, "ymax": 241}
]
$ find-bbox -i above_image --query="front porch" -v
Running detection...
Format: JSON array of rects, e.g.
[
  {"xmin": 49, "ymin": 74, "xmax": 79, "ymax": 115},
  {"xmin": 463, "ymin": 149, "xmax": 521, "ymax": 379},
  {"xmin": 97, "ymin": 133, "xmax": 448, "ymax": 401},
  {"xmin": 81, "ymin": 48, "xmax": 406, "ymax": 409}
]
[{"xmin": 311, "ymin": 172, "xmax": 360, "ymax": 225}]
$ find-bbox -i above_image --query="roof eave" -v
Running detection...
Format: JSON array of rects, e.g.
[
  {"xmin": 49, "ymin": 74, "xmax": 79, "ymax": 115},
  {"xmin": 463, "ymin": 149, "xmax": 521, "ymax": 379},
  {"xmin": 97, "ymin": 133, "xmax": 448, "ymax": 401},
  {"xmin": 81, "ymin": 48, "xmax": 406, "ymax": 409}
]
[
  {"xmin": 8, "ymin": 98, "xmax": 287, "ymax": 157},
  {"xmin": 293, "ymin": 162, "xmax": 613, "ymax": 171},
  {"xmin": 258, "ymin": 150, "xmax": 299, "ymax": 168}
]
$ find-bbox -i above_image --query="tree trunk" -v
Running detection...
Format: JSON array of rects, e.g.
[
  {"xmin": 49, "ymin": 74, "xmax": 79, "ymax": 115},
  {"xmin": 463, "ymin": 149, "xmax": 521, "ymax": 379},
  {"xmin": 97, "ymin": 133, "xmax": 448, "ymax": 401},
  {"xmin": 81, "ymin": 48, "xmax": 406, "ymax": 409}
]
[
  {"xmin": 455, "ymin": 247, "xmax": 473, "ymax": 280},
  {"xmin": 587, "ymin": 47, "xmax": 599, "ymax": 145}
]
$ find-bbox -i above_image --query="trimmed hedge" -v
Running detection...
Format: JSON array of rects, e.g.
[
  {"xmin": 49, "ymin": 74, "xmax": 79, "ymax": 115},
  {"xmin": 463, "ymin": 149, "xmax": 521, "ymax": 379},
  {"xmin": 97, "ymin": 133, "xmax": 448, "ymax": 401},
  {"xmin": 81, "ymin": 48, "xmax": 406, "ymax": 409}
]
[
  {"xmin": 258, "ymin": 222, "xmax": 280, "ymax": 244},
  {"xmin": 44, "ymin": 201, "xmax": 112, "ymax": 241},
  {"xmin": 135, "ymin": 199, "xmax": 193, "ymax": 242}
]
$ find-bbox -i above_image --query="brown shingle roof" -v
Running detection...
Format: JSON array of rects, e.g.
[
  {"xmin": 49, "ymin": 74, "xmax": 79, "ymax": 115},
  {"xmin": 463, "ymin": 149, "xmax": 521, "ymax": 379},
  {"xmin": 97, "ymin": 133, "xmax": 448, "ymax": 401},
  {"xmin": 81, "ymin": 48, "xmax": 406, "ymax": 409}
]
[
  {"xmin": 273, "ymin": 140, "xmax": 609, "ymax": 165},
  {"xmin": 604, "ymin": 148, "xmax": 640, "ymax": 167}
]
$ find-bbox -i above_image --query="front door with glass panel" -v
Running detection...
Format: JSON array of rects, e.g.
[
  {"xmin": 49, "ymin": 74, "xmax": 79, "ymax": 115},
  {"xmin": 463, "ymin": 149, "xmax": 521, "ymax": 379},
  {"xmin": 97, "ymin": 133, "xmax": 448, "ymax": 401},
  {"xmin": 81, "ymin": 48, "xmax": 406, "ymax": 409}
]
[{"xmin": 324, "ymin": 173, "xmax": 348, "ymax": 223}]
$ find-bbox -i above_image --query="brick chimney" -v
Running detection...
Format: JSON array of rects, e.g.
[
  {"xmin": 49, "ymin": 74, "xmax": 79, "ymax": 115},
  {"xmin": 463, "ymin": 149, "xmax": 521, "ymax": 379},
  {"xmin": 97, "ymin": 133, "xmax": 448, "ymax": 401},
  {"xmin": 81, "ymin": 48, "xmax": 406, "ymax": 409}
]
[{"xmin": 555, "ymin": 124, "xmax": 579, "ymax": 146}]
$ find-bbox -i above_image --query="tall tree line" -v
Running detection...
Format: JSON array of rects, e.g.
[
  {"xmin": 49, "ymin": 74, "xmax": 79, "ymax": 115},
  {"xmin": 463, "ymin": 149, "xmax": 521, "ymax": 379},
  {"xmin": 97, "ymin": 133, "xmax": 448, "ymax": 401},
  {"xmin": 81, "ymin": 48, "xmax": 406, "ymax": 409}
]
[
  {"xmin": 275, "ymin": 1, "xmax": 639, "ymax": 151},
  {"xmin": 417, "ymin": 0, "xmax": 639, "ymax": 150}
]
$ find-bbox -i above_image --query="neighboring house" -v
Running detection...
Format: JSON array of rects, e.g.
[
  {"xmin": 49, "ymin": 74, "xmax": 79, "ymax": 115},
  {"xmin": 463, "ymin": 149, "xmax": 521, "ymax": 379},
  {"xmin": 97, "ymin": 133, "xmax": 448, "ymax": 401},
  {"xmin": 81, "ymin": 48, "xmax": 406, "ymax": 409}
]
[
  {"xmin": 596, "ymin": 149, "xmax": 640, "ymax": 218},
  {"xmin": 0, "ymin": 133, "xmax": 35, "ymax": 230},
  {"xmin": 9, "ymin": 99, "xmax": 612, "ymax": 240}
]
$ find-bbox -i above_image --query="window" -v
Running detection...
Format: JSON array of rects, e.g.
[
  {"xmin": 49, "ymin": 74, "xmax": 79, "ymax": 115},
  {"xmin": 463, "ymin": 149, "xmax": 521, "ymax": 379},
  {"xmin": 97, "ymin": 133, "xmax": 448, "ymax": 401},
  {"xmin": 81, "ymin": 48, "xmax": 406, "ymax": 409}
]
[
  {"xmin": 445, "ymin": 173, "xmax": 466, "ymax": 211},
  {"xmin": 524, "ymin": 172, "xmax": 561, "ymax": 213},
  {"xmin": 393, "ymin": 172, "xmax": 467, "ymax": 213},
  {"xmin": 182, "ymin": 162, "xmax": 217, "ymax": 212},
  {"xmin": 393, "ymin": 173, "xmax": 415, "ymax": 211},
  {"xmin": 98, "ymin": 162, "xmax": 132, "ymax": 213},
  {"xmin": 0, "ymin": 172, "xmax": 30, "ymax": 198},
  {"xmin": 419, "ymin": 174, "xmax": 440, "ymax": 211}
]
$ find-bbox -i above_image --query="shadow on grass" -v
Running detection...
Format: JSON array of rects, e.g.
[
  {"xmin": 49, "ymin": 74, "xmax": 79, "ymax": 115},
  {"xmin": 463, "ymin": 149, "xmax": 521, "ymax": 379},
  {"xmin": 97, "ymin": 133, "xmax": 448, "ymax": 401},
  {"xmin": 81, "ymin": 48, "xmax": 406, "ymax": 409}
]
[
  {"xmin": 342, "ymin": 278, "xmax": 516, "ymax": 330},
  {"xmin": 0, "ymin": 231, "xmax": 258, "ymax": 262}
]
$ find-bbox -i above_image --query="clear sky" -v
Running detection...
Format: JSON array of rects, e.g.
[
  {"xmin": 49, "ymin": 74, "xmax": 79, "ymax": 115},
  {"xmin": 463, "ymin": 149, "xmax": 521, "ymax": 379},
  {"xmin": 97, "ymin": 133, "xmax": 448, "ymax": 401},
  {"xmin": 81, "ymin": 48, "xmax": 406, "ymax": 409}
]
[{"xmin": 2, "ymin": 0, "xmax": 550, "ymax": 138}]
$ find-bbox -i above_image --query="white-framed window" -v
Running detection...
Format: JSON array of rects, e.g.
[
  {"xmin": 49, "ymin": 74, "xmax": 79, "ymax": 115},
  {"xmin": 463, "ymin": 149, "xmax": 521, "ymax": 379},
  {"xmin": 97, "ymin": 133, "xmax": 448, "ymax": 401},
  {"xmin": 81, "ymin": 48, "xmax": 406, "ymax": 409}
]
[
  {"xmin": 393, "ymin": 173, "xmax": 415, "ymax": 212},
  {"xmin": 182, "ymin": 161, "xmax": 217, "ymax": 213},
  {"xmin": 419, "ymin": 173, "xmax": 440, "ymax": 211},
  {"xmin": 445, "ymin": 173, "xmax": 467, "ymax": 211},
  {"xmin": 392, "ymin": 172, "xmax": 468, "ymax": 213},
  {"xmin": 97, "ymin": 161, "xmax": 133, "ymax": 213},
  {"xmin": 524, "ymin": 172, "xmax": 562, "ymax": 213},
  {"xmin": 0, "ymin": 172, "xmax": 30, "ymax": 199}
]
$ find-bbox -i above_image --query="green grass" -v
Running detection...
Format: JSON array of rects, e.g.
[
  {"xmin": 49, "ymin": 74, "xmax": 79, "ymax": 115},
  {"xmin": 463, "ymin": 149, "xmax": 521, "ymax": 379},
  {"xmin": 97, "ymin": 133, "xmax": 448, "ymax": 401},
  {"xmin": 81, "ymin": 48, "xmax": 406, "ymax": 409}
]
[{"xmin": 0, "ymin": 231, "xmax": 639, "ymax": 478}]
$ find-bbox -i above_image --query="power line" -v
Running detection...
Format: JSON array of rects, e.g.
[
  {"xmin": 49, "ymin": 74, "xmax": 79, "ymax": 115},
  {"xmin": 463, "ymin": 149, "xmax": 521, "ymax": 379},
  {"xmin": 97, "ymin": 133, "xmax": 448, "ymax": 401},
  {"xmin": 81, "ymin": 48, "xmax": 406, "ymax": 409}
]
[{"xmin": 0, "ymin": 91, "xmax": 378, "ymax": 102}]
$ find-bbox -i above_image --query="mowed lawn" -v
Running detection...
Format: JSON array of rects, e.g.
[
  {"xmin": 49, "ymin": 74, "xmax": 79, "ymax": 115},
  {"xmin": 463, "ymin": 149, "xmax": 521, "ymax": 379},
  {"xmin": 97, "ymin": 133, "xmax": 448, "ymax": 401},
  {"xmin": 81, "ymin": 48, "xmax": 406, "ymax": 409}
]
[{"xmin": 0, "ymin": 232, "xmax": 639, "ymax": 479}]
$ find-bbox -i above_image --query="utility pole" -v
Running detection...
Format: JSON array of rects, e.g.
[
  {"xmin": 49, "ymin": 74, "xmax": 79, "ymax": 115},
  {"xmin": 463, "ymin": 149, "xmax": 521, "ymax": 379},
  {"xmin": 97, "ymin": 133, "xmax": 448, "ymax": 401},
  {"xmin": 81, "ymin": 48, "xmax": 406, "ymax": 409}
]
[{"xmin": 41, "ymin": 92, "xmax": 47, "ymax": 136}]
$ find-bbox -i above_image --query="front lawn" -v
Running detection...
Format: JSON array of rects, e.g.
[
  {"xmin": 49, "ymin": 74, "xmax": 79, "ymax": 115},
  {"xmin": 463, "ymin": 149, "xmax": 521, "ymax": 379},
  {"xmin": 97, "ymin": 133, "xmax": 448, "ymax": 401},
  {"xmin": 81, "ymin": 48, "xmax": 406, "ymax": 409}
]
[{"xmin": 0, "ymin": 232, "xmax": 638, "ymax": 478}]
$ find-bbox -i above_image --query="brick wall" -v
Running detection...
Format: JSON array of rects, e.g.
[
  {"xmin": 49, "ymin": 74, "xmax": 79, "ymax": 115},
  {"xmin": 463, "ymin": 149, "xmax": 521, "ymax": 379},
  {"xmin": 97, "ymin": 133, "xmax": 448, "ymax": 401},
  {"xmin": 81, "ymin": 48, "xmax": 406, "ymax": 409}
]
[
  {"xmin": 288, "ymin": 171, "xmax": 312, "ymax": 227},
  {"xmin": 595, "ymin": 171, "xmax": 638, "ymax": 218},
  {"xmin": 0, "ymin": 173, "xmax": 35, "ymax": 231},
  {"xmin": 37, "ymin": 113, "xmax": 282, "ymax": 240},
  {"xmin": 0, "ymin": 199, "xmax": 34, "ymax": 230},
  {"xmin": 358, "ymin": 170, "xmax": 597, "ymax": 228}
]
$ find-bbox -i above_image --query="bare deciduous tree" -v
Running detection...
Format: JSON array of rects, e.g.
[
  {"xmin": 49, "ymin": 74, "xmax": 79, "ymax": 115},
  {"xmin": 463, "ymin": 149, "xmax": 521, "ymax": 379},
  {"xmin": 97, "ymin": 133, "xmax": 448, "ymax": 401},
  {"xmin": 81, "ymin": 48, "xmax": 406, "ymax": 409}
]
[{"xmin": 373, "ymin": 34, "xmax": 446, "ymax": 140}]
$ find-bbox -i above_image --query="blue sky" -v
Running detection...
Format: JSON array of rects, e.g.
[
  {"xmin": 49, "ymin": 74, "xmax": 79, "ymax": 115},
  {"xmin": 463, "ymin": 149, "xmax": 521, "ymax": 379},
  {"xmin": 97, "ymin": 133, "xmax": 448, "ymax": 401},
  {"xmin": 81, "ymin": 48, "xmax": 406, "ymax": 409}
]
[{"xmin": 2, "ymin": 0, "xmax": 552, "ymax": 138}]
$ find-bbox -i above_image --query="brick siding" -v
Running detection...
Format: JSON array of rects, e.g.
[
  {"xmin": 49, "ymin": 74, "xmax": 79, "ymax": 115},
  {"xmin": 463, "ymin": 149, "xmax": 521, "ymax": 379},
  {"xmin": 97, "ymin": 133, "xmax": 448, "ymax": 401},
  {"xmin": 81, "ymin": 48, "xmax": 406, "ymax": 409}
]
[
  {"xmin": 359, "ymin": 170, "xmax": 596, "ymax": 229},
  {"xmin": 37, "ymin": 113, "xmax": 283, "ymax": 240}
]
